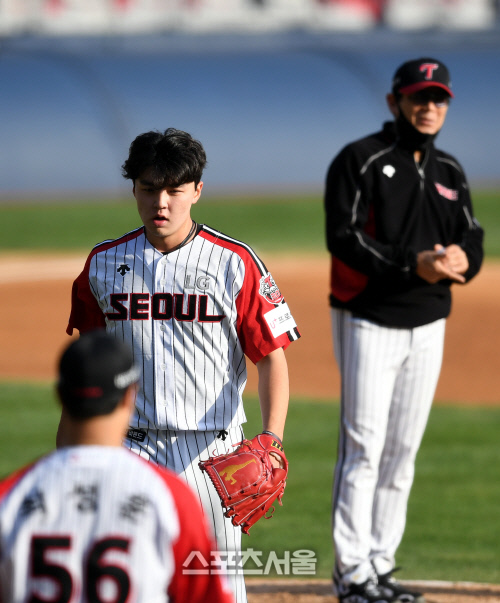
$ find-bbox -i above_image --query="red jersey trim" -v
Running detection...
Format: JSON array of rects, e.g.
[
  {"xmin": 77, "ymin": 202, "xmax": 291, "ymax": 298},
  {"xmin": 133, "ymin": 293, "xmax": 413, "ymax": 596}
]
[
  {"xmin": 0, "ymin": 462, "xmax": 37, "ymax": 502},
  {"xmin": 66, "ymin": 227, "xmax": 144, "ymax": 335},
  {"xmin": 330, "ymin": 203, "xmax": 376, "ymax": 302},
  {"xmin": 199, "ymin": 226, "xmax": 268, "ymax": 277},
  {"xmin": 199, "ymin": 227, "xmax": 300, "ymax": 363},
  {"xmin": 143, "ymin": 459, "xmax": 233, "ymax": 603},
  {"xmin": 330, "ymin": 257, "xmax": 369, "ymax": 302}
]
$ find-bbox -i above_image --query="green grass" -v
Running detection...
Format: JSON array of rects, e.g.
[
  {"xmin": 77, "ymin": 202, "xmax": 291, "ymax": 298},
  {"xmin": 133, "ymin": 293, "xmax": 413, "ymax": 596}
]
[
  {"xmin": 1, "ymin": 382, "xmax": 499, "ymax": 584},
  {"xmin": 0, "ymin": 382, "xmax": 61, "ymax": 475},
  {"xmin": 0, "ymin": 195, "xmax": 324, "ymax": 255},
  {"xmin": 0, "ymin": 188, "xmax": 497, "ymax": 256},
  {"xmin": 0, "ymin": 200, "xmax": 140, "ymax": 252},
  {"xmin": 470, "ymin": 189, "xmax": 500, "ymax": 257},
  {"xmin": 241, "ymin": 398, "xmax": 500, "ymax": 584},
  {"xmin": 240, "ymin": 396, "xmax": 337, "ymax": 580}
]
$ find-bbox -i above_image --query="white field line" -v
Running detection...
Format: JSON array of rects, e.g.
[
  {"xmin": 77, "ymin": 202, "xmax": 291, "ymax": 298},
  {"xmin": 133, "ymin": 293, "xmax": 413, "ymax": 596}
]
[
  {"xmin": 245, "ymin": 578, "xmax": 500, "ymax": 591},
  {"xmin": 1, "ymin": 253, "xmax": 499, "ymax": 287},
  {"xmin": 0, "ymin": 252, "xmax": 326, "ymax": 285},
  {"xmin": 0, "ymin": 255, "xmax": 87, "ymax": 284}
]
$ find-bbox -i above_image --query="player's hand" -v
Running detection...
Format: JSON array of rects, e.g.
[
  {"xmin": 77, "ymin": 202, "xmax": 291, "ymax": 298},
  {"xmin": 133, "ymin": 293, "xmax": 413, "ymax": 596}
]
[
  {"xmin": 269, "ymin": 450, "xmax": 285, "ymax": 469},
  {"xmin": 442, "ymin": 244, "xmax": 469, "ymax": 275},
  {"xmin": 416, "ymin": 244, "xmax": 466, "ymax": 284}
]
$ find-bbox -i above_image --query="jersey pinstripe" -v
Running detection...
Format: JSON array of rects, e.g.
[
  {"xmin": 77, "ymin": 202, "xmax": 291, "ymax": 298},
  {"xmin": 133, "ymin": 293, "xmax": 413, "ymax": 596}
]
[
  {"xmin": 330, "ymin": 309, "xmax": 446, "ymax": 585},
  {"xmin": 67, "ymin": 225, "xmax": 300, "ymax": 431},
  {"xmin": 0, "ymin": 446, "xmax": 233, "ymax": 603},
  {"xmin": 124, "ymin": 426, "xmax": 247, "ymax": 602}
]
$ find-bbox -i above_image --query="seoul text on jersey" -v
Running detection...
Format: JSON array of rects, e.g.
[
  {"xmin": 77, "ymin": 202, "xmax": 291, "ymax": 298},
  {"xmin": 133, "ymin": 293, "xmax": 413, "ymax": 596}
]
[{"xmin": 105, "ymin": 293, "xmax": 225, "ymax": 323}]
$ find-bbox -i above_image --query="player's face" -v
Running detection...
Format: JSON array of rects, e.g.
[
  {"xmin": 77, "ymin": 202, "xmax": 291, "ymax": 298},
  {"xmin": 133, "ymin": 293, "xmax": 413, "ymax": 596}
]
[
  {"xmin": 398, "ymin": 88, "xmax": 450, "ymax": 135},
  {"xmin": 133, "ymin": 172, "xmax": 202, "ymax": 253}
]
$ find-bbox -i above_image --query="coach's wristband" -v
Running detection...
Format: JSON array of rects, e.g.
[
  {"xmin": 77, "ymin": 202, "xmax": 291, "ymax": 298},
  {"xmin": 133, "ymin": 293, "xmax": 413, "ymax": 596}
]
[{"xmin": 262, "ymin": 430, "xmax": 282, "ymax": 444}]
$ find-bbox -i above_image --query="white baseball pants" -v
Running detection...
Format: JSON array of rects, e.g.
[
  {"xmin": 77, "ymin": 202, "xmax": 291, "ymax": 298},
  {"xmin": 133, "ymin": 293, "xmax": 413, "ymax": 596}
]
[
  {"xmin": 330, "ymin": 308, "xmax": 445, "ymax": 585},
  {"xmin": 124, "ymin": 426, "xmax": 247, "ymax": 603}
]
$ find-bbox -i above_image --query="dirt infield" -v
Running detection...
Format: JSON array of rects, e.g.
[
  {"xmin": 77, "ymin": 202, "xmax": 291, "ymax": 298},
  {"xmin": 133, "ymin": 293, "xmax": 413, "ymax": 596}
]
[
  {"xmin": 1, "ymin": 252, "xmax": 498, "ymax": 406},
  {"xmin": 246, "ymin": 579, "xmax": 500, "ymax": 603},
  {"xmin": 0, "ymin": 252, "xmax": 498, "ymax": 601}
]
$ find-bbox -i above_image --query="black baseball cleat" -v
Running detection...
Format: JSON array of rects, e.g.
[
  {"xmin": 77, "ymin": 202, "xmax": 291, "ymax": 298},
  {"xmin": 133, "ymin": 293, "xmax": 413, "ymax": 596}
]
[
  {"xmin": 377, "ymin": 568, "xmax": 425, "ymax": 602},
  {"xmin": 336, "ymin": 574, "xmax": 399, "ymax": 603}
]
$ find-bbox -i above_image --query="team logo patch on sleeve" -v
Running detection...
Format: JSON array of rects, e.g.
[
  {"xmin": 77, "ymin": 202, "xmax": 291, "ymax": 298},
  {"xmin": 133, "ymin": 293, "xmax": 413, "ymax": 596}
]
[
  {"xmin": 435, "ymin": 182, "xmax": 459, "ymax": 200},
  {"xmin": 259, "ymin": 273, "xmax": 284, "ymax": 304}
]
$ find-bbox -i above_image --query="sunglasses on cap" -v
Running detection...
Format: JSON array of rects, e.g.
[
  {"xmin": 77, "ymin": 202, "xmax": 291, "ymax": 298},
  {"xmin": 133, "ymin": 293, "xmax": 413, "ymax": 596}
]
[{"xmin": 407, "ymin": 89, "xmax": 451, "ymax": 108}]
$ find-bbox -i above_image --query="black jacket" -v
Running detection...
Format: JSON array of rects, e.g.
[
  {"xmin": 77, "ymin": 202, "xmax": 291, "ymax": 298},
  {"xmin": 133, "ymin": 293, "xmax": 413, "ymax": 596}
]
[{"xmin": 324, "ymin": 121, "xmax": 484, "ymax": 328}]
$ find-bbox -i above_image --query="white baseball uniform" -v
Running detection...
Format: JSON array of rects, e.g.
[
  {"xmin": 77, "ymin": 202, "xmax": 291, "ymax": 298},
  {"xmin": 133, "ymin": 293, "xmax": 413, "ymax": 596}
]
[
  {"xmin": 66, "ymin": 223, "xmax": 300, "ymax": 602},
  {"xmin": 331, "ymin": 309, "xmax": 445, "ymax": 583},
  {"xmin": 0, "ymin": 446, "xmax": 233, "ymax": 603}
]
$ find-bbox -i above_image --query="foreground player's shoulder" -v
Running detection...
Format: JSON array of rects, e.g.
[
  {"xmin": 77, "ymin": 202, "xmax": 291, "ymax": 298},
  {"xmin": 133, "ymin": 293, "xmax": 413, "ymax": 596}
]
[
  {"xmin": 138, "ymin": 456, "xmax": 234, "ymax": 603},
  {"xmin": 0, "ymin": 453, "xmax": 53, "ymax": 505},
  {"xmin": 127, "ymin": 452, "xmax": 199, "ymax": 507},
  {"xmin": 136, "ymin": 456, "xmax": 215, "ymax": 546},
  {"xmin": 0, "ymin": 463, "xmax": 36, "ymax": 503}
]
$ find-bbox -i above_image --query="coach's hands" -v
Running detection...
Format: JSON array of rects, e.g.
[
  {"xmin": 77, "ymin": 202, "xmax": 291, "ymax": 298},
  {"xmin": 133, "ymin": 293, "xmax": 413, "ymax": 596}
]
[
  {"xmin": 442, "ymin": 244, "xmax": 469, "ymax": 275},
  {"xmin": 416, "ymin": 244, "xmax": 468, "ymax": 284}
]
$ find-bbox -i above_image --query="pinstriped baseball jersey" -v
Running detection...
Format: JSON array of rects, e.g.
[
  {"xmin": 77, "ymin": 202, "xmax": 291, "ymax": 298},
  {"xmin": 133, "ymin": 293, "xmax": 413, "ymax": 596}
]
[
  {"xmin": 67, "ymin": 224, "xmax": 300, "ymax": 431},
  {"xmin": 0, "ymin": 446, "xmax": 233, "ymax": 603}
]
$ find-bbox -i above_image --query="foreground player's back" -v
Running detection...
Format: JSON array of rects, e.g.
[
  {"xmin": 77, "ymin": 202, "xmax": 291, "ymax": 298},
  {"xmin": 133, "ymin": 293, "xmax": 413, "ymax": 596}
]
[{"xmin": 0, "ymin": 446, "xmax": 232, "ymax": 603}]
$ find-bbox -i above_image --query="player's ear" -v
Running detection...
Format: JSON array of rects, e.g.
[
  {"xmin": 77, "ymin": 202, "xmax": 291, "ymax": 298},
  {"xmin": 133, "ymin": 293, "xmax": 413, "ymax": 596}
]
[
  {"xmin": 386, "ymin": 93, "xmax": 399, "ymax": 118},
  {"xmin": 194, "ymin": 181, "xmax": 203, "ymax": 204}
]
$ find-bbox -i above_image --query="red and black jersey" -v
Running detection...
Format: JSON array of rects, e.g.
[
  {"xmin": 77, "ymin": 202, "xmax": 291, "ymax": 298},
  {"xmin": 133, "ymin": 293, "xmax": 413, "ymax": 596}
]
[
  {"xmin": 325, "ymin": 121, "xmax": 484, "ymax": 328},
  {"xmin": 67, "ymin": 224, "xmax": 300, "ymax": 431},
  {"xmin": 0, "ymin": 446, "xmax": 233, "ymax": 603}
]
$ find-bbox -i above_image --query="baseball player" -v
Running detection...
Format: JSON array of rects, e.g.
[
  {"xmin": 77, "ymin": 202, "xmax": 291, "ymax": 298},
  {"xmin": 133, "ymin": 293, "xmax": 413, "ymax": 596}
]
[
  {"xmin": 62, "ymin": 128, "xmax": 300, "ymax": 603},
  {"xmin": 0, "ymin": 331, "xmax": 233, "ymax": 603},
  {"xmin": 324, "ymin": 58, "xmax": 484, "ymax": 603}
]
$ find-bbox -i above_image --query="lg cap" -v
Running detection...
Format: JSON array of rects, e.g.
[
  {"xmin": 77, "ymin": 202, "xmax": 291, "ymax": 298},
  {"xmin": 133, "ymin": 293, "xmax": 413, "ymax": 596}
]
[{"xmin": 392, "ymin": 57, "xmax": 454, "ymax": 98}]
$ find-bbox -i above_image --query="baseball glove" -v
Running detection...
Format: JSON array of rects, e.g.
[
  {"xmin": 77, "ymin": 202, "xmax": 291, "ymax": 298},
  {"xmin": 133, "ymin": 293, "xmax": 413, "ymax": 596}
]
[{"xmin": 199, "ymin": 432, "xmax": 288, "ymax": 534}]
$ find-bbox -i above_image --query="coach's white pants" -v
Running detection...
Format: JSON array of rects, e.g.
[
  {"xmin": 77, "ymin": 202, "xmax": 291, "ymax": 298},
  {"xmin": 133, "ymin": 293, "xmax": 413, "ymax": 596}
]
[
  {"xmin": 331, "ymin": 309, "xmax": 445, "ymax": 585},
  {"xmin": 124, "ymin": 426, "xmax": 247, "ymax": 603}
]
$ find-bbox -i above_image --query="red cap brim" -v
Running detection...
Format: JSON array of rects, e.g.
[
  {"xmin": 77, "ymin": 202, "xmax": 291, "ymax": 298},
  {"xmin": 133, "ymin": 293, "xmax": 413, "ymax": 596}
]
[{"xmin": 398, "ymin": 81, "xmax": 454, "ymax": 98}]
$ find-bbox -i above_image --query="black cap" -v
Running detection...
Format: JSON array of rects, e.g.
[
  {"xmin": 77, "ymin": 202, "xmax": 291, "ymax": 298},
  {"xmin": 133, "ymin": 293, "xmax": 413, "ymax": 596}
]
[
  {"xmin": 58, "ymin": 330, "xmax": 140, "ymax": 419},
  {"xmin": 392, "ymin": 57, "xmax": 454, "ymax": 98}
]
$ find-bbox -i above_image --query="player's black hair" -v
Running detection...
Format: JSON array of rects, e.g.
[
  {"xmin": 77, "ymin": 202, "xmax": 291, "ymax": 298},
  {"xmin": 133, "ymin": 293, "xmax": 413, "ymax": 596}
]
[{"xmin": 121, "ymin": 128, "xmax": 207, "ymax": 188}]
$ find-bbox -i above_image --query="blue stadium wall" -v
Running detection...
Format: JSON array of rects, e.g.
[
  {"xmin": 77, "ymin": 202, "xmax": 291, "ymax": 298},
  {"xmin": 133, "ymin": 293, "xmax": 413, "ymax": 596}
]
[{"xmin": 0, "ymin": 29, "xmax": 499, "ymax": 199}]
